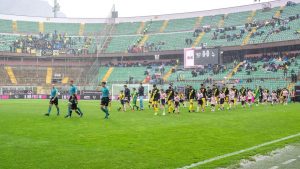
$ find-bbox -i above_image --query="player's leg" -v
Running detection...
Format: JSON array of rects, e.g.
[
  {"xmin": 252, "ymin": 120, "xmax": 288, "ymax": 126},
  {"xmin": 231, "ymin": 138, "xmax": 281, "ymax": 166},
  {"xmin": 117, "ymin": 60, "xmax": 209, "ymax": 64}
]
[
  {"xmin": 176, "ymin": 102, "xmax": 180, "ymax": 113},
  {"xmin": 139, "ymin": 96, "xmax": 144, "ymax": 110},
  {"xmin": 76, "ymin": 104, "xmax": 83, "ymax": 116},
  {"xmin": 220, "ymin": 100, "xmax": 223, "ymax": 110},
  {"xmin": 234, "ymin": 98, "xmax": 237, "ymax": 108},
  {"xmin": 168, "ymin": 100, "xmax": 174, "ymax": 113},
  {"xmin": 189, "ymin": 99, "xmax": 194, "ymax": 112},
  {"xmin": 211, "ymin": 104, "xmax": 215, "ymax": 112},
  {"xmin": 154, "ymin": 101, "xmax": 159, "ymax": 115},
  {"xmin": 148, "ymin": 100, "xmax": 152, "ymax": 109},
  {"xmin": 101, "ymin": 98, "xmax": 109, "ymax": 119},
  {"xmin": 248, "ymin": 99, "xmax": 252, "ymax": 107},
  {"xmin": 45, "ymin": 97, "xmax": 54, "ymax": 116},
  {"xmin": 202, "ymin": 98, "xmax": 206, "ymax": 111},
  {"xmin": 45, "ymin": 103, "xmax": 53, "ymax": 116},
  {"xmin": 134, "ymin": 99, "xmax": 139, "ymax": 110},
  {"xmin": 54, "ymin": 98, "xmax": 60, "ymax": 115},
  {"xmin": 55, "ymin": 104, "xmax": 60, "ymax": 116},
  {"xmin": 161, "ymin": 100, "xmax": 166, "ymax": 115},
  {"xmin": 65, "ymin": 102, "xmax": 72, "ymax": 118},
  {"xmin": 196, "ymin": 101, "xmax": 200, "ymax": 112}
]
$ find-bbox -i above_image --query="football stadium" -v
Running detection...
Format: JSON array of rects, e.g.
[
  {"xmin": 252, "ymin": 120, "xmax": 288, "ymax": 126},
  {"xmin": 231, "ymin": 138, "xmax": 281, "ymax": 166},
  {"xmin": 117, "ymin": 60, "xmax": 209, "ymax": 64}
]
[{"xmin": 0, "ymin": 0, "xmax": 300, "ymax": 168}]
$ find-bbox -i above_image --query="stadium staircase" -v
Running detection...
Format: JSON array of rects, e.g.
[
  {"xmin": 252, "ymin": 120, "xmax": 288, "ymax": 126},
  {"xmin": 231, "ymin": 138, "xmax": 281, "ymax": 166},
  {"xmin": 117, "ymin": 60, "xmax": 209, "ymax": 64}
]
[
  {"xmin": 159, "ymin": 20, "xmax": 169, "ymax": 33},
  {"xmin": 100, "ymin": 24, "xmax": 115, "ymax": 53},
  {"xmin": 102, "ymin": 67, "xmax": 114, "ymax": 82},
  {"xmin": 163, "ymin": 65, "xmax": 178, "ymax": 82},
  {"xmin": 136, "ymin": 22, "xmax": 145, "ymax": 34},
  {"xmin": 247, "ymin": 10, "xmax": 256, "ymax": 23},
  {"xmin": 194, "ymin": 16, "xmax": 203, "ymax": 28},
  {"xmin": 38, "ymin": 22, "xmax": 44, "ymax": 33},
  {"xmin": 5, "ymin": 66, "xmax": 17, "ymax": 84},
  {"xmin": 138, "ymin": 35, "xmax": 149, "ymax": 47},
  {"xmin": 46, "ymin": 67, "xmax": 52, "ymax": 84},
  {"xmin": 218, "ymin": 14, "xmax": 226, "ymax": 28},
  {"xmin": 242, "ymin": 27, "xmax": 257, "ymax": 45},
  {"xmin": 192, "ymin": 32, "xmax": 205, "ymax": 47},
  {"xmin": 79, "ymin": 23, "xmax": 85, "ymax": 36},
  {"xmin": 12, "ymin": 21, "xmax": 17, "ymax": 33},
  {"xmin": 62, "ymin": 77, "xmax": 69, "ymax": 84},
  {"xmin": 274, "ymin": 6, "xmax": 285, "ymax": 18},
  {"xmin": 225, "ymin": 62, "xmax": 244, "ymax": 79}
]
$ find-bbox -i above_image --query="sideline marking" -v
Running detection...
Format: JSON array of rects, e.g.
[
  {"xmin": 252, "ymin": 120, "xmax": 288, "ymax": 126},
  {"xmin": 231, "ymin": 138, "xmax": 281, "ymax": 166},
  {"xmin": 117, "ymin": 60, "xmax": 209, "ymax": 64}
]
[
  {"xmin": 178, "ymin": 132, "xmax": 300, "ymax": 169},
  {"xmin": 282, "ymin": 159, "xmax": 296, "ymax": 165},
  {"xmin": 269, "ymin": 166, "xmax": 279, "ymax": 169}
]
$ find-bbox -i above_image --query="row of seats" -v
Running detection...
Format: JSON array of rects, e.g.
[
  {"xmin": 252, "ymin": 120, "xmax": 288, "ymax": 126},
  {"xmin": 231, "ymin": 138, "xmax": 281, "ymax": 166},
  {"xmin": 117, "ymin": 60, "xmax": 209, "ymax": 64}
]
[
  {"xmin": 107, "ymin": 67, "xmax": 147, "ymax": 83},
  {"xmin": 0, "ymin": 16, "xmax": 299, "ymax": 53},
  {"xmin": 0, "ymin": 66, "xmax": 86, "ymax": 85},
  {"xmin": 0, "ymin": 4, "xmax": 295, "ymax": 36}
]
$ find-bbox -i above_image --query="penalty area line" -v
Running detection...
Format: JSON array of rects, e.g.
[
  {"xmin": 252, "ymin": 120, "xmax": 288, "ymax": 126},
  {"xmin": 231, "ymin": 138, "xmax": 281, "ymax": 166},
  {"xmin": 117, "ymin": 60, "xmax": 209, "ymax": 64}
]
[{"xmin": 178, "ymin": 132, "xmax": 300, "ymax": 169}]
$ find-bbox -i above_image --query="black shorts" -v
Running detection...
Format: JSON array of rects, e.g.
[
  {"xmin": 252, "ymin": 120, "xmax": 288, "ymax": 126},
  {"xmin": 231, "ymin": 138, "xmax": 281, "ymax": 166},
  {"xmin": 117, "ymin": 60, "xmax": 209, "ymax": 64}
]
[
  {"xmin": 230, "ymin": 99, "xmax": 235, "ymax": 103},
  {"xmin": 220, "ymin": 98, "xmax": 225, "ymax": 104},
  {"xmin": 71, "ymin": 103, "xmax": 77, "ymax": 110},
  {"xmin": 197, "ymin": 99, "xmax": 203, "ymax": 105},
  {"xmin": 175, "ymin": 101, "xmax": 179, "ymax": 107},
  {"xmin": 161, "ymin": 99, "xmax": 166, "ymax": 105},
  {"xmin": 121, "ymin": 100, "xmax": 125, "ymax": 105},
  {"xmin": 101, "ymin": 97, "xmax": 109, "ymax": 106},
  {"xmin": 50, "ymin": 97, "xmax": 58, "ymax": 105},
  {"xmin": 241, "ymin": 101, "xmax": 245, "ymax": 105},
  {"xmin": 179, "ymin": 99, "xmax": 184, "ymax": 103},
  {"xmin": 248, "ymin": 99, "xmax": 252, "ymax": 102},
  {"xmin": 283, "ymin": 96, "xmax": 287, "ymax": 100},
  {"xmin": 125, "ymin": 97, "xmax": 130, "ymax": 102}
]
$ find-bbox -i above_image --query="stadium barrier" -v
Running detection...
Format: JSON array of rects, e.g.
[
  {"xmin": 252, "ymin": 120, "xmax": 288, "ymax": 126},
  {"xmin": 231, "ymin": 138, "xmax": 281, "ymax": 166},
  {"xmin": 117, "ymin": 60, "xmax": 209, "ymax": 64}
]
[{"xmin": 0, "ymin": 94, "xmax": 101, "ymax": 100}]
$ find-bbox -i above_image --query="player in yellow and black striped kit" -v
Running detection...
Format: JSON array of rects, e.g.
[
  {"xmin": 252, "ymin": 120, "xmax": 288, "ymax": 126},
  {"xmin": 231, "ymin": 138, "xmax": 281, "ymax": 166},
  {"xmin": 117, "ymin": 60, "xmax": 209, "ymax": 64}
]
[
  {"xmin": 151, "ymin": 84, "xmax": 160, "ymax": 115},
  {"xmin": 200, "ymin": 84, "xmax": 208, "ymax": 111},
  {"xmin": 187, "ymin": 85, "xmax": 196, "ymax": 112},
  {"xmin": 166, "ymin": 85, "xmax": 175, "ymax": 114}
]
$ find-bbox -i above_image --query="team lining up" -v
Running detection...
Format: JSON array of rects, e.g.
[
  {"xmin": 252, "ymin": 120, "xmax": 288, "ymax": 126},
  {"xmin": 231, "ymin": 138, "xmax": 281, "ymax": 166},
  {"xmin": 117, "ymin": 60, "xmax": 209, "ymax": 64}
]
[{"xmin": 117, "ymin": 84, "xmax": 291, "ymax": 115}]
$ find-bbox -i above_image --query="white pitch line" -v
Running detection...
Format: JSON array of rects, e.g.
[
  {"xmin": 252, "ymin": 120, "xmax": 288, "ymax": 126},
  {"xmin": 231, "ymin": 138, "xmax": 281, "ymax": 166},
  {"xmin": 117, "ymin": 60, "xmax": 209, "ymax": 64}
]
[
  {"xmin": 178, "ymin": 132, "xmax": 300, "ymax": 169},
  {"xmin": 269, "ymin": 166, "xmax": 279, "ymax": 169},
  {"xmin": 298, "ymin": 155, "xmax": 300, "ymax": 158},
  {"xmin": 282, "ymin": 159, "xmax": 296, "ymax": 165}
]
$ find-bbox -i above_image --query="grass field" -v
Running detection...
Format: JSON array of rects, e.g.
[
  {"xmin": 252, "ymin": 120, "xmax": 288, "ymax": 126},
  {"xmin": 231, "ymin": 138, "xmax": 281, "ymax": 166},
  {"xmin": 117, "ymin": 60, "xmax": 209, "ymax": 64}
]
[{"xmin": 0, "ymin": 99, "xmax": 300, "ymax": 169}]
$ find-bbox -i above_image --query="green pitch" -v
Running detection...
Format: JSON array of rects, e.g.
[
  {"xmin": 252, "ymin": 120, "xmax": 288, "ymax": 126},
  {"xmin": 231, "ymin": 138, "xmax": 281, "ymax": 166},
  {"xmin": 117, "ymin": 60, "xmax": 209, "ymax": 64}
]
[{"xmin": 0, "ymin": 100, "xmax": 300, "ymax": 169}]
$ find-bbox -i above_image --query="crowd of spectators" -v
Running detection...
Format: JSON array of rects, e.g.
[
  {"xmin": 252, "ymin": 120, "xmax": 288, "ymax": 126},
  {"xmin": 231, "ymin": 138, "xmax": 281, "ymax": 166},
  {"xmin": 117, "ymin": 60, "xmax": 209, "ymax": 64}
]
[
  {"xmin": 211, "ymin": 26, "xmax": 244, "ymax": 42},
  {"xmin": 128, "ymin": 41, "xmax": 165, "ymax": 53},
  {"xmin": 102, "ymin": 60, "xmax": 176, "ymax": 68},
  {"xmin": 9, "ymin": 31, "xmax": 93, "ymax": 55}
]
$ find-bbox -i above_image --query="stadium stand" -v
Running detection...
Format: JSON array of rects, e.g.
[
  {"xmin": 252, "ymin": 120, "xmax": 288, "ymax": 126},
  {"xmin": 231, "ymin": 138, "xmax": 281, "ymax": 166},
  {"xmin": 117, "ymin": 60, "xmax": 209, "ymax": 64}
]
[
  {"xmin": 145, "ymin": 20, "xmax": 164, "ymax": 33},
  {"xmin": 44, "ymin": 22, "xmax": 80, "ymax": 35},
  {"xmin": 0, "ymin": 0, "xmax": 299, "ymax": 91},
  {"xmin": 106, "ymin": 35, "xmax": 141, "ymax": 53},
  {"xmin": 0, "ymin": 19, "xmax": 12, "ymax": 33},
  {"xmin": 114, "ymin": 22, "xmax": 141, "ymax": 35},
  {"xmin": 0, "ymin": 3, "xmax": 300, "ymax": 53},
  {"xmin": 17, "ymin": 21, "xmax": 39, "ymax": 33},
  {"xmin": 84, "ymin": 23, "xmax": 105, "ymax": 35},
  {"xmin": 107, "ymin": 66, "xmax": 147, "ymax": 83},
  {"xmin": 12, "ymin": 66, "xmax": 46, "ymax": 85},
  {"xmin": 223, "ymin": 11, "xmax": 251, "ymax": 27},
  {"xmin": 164, "ymin": 18, "xmax": 197, "ymax": 32}
]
